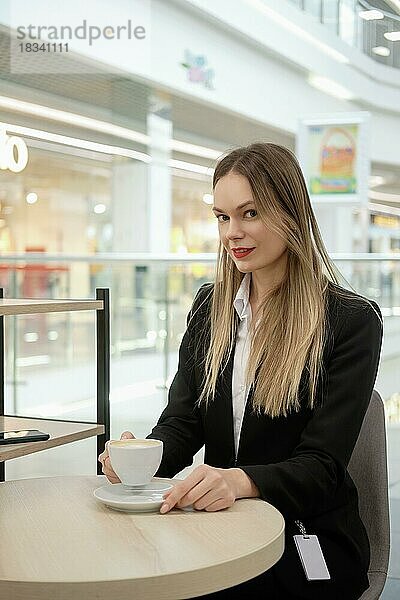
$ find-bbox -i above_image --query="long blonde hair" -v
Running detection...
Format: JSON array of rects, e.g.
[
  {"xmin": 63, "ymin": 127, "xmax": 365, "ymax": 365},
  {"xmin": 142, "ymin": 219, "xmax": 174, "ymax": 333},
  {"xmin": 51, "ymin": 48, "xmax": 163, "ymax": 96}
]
[{"xmin": 194, "ymin": 143, "xmax": 348, "ymax": 418}]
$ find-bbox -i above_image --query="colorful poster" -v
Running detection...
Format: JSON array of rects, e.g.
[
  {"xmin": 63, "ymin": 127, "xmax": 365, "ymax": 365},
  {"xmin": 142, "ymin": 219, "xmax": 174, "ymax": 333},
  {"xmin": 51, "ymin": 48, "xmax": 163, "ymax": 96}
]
[{"xmin": 307, "ymin": 124, "xmax": 358, "ymax": 194}]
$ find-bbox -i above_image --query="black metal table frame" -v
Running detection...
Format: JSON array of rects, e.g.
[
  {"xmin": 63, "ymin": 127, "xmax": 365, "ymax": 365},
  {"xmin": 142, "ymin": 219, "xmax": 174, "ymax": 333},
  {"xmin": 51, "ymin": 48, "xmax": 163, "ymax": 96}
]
[{"xmin": 0, "ymin": 287, "xmax": 110, "ymax": 482}]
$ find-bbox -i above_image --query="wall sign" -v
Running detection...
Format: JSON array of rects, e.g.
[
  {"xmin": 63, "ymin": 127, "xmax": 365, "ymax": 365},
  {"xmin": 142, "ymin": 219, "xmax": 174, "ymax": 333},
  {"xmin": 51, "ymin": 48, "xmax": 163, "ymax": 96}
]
[
  {"xmin": 0, "ymin": 128, "xmax": 29, "ymax": 173},
  {"xmin": 181, "ymin": 50, "xmax": 215, "ymax": 90},
  {"xmin": 297, "ymin": 112, "xmax": 370, "ymax": 204},
  {"xmin": 307, "ymin": 124, "xmax": 358, "ymax": 194}
]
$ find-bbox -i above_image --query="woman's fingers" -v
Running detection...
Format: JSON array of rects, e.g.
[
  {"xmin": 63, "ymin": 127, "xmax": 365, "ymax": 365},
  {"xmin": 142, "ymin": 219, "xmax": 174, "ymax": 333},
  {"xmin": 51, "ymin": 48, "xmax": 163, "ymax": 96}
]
[
  {"xmin": 161, "ymin": 466, "xmax": 219, "ymax": 512},
  {"xmin": 191, "ymin": 490, "xmax": 225, "ymax": 511},
  {"xmin": 97, "ymin": 448, "xmax": 107, "ymax": 463},
  {"xmin": 161, "ymin": 468, "xmax": 206, "ymax": 513},
  {"xmin": 100, "ymin": 455, "xmax": 121, "ymax": 484},
  {"xmin": 104, "ymin": 469, "xmax": 120, "ymax": 484},
  {"xmin": 204, "ymin": 498, "xmax": 231, "ymax": 512},
  {"xmin": 120, "ymin": 431, "xmax": 135, "ymax": 440},
  {"xmin": 97, "ymin": 440, "xmax": 111, "ymax": 464},
  {"xmin": 175, "ymin": 478, "xmax": 215, "ymax": 508},
  {"xmin": 98, "ymin": 432, "xmax": 134, "ymax": 464},
  {"xmin": 97, "ymin": 433, "xmax": 135, "ymax": 483},
  {"xmin": 160, "ymin": 465, "xmax": 237, "ymax": 514}
]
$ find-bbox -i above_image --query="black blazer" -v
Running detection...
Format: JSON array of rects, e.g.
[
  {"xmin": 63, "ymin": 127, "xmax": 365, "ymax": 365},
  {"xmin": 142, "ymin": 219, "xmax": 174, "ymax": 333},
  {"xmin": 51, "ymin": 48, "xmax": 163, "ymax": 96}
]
[{"xmin": 148, "ymin": 282, "xmax": 383, "ymax": 599}]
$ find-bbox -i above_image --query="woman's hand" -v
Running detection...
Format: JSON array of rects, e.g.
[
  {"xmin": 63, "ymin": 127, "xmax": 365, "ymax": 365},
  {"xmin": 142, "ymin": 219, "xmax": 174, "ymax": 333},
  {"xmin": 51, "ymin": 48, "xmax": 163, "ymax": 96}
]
[
  {"xmin": 98, "ymin": 431, "xmax": 135, "ymax": 483},
  {"xmin": 160, "ymin": 464, "xmax": 259, "ymax": 514}
]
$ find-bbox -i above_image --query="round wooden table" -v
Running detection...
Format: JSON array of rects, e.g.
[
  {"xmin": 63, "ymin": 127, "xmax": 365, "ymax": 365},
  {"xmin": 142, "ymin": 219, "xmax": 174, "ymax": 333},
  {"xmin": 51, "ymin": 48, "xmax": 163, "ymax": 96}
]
[{"xmin": 0, "ymin": 475, "xmax": 285, "ymax": 600}]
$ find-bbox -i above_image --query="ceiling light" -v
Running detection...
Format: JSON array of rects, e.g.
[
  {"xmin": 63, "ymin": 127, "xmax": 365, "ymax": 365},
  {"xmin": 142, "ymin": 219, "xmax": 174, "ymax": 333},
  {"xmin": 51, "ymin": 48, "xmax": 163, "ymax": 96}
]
[
  {"xmin": 203, "ymin": 193, "xmax": 214, "ymax": 204},
  {"xmin": 169, "ymin": 159, "xmax": 213, "ymax": 176},
  {"xmin": 24, "ymin": 332, "xmax": 39, "ymax": 342},
  {"xmin": 94, "ymin": 203, "xmax": 106, "ymax": 214},
  {"xmin": 2, "ymin": 122, "xmax": 213, "ymax": 177},
  {"xmin": 171, "ymin": 140, "xmax": 221, "ymax": 160},
  {"xmin": 2, "ymin": 121, "xmax": 151, "ymax": 163},
  {"xmin": 369, "ymin": 190, "xmax": 400, "ymax": 202},
  {"xmin": 26, "ymin": 192, "xmax": 38, "ymax": 204},
  {"xmin": 369, "ymin": 175, "xmax": 386, "ymax": 187},
  {"xmin": 308, "ymin": 74, "xmax": 354, "ymax": 100},
  {"xmin": 86, "ymin": 225, "xmax": 96, "ymax": 238},
  {"xmin": 0, "ymin": 96, "xmax": 149, "ymax": 145},
  {"xmin": 368, "ymin": 202, "xmax": 400, "ymax": 216},
  {"xmin": 372, "ymin": 46, "xmax": 390, "ymax": 57},
  {"xmin": 0, "ymin": 96, "xmax": 222, "ymax": 161},
  {"xmin": 359, "ymin": 10, "xmax": 384, "ymax": 20},
  {"xmin": 384, "ymin": 31, "xmax": 400, "ymax": 41}
]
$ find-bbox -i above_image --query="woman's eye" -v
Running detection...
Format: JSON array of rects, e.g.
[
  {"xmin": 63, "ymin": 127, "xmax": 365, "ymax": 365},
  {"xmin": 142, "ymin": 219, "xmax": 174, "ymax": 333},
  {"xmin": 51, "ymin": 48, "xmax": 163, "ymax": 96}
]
[{"xmin": 217, "ymin": 208, "xmax": 257, "ymax": 223}]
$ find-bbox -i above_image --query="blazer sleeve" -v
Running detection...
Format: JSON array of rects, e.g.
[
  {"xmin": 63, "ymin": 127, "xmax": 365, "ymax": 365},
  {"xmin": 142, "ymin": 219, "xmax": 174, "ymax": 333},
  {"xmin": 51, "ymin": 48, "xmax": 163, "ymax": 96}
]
[
  {"xmin": 240, "ymin": 300, "xmax": 383, "ymax": 520},
  {"xmin": 146, "ymin": 284, "xmax": 209, "ymax": 477}
]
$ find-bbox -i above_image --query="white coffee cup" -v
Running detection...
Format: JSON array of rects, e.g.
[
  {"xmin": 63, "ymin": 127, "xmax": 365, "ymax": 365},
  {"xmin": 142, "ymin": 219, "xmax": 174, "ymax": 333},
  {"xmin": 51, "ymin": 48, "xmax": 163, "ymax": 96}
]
[{"xmin": 108, "ymin": 438, "xmax": 163, "ymax": 486}]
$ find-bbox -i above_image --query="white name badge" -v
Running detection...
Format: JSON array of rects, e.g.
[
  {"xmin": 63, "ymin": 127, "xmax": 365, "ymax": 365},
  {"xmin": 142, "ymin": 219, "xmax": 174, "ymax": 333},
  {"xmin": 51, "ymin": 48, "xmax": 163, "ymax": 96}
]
[{"xmin": 294, "ymin": 534, "xmax": 331, "ymax": 581}]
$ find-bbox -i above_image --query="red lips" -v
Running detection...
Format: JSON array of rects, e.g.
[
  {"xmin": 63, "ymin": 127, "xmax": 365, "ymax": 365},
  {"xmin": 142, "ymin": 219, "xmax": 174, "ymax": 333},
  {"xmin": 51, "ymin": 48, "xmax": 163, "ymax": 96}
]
[{"xmin": 232, "ymin": 248, "xmax": 255, "ymax": 258}]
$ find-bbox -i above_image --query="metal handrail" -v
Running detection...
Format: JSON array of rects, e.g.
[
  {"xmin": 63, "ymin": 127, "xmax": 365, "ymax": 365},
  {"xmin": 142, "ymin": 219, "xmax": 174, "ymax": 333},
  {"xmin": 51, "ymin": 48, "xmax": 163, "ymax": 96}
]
[{"xmin": 0, "ymin": 253, "xmax": 399, "ymax": 263}]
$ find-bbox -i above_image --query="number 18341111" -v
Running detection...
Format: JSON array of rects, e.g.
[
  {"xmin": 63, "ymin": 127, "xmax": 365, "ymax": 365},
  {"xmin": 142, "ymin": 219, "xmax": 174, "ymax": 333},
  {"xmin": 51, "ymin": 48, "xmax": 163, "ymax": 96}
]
[{"xmin": 19, "ymin": 42, "xmax": 69, "ymax": 53}]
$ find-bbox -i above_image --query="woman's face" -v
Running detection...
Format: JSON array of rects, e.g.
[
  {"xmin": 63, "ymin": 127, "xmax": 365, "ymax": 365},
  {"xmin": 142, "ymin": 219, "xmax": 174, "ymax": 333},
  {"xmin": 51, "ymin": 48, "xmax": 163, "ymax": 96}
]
[{"xmin": 212, "ymin": 172, "xmax": 288, "ymax": 276}]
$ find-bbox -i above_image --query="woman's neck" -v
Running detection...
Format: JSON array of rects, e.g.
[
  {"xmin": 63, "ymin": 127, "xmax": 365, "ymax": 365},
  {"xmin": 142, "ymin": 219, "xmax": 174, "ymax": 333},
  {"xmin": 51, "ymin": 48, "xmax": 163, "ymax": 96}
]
[{"xmin": 250, "ymin": 272, "xmax": 284, "ymax": 305}]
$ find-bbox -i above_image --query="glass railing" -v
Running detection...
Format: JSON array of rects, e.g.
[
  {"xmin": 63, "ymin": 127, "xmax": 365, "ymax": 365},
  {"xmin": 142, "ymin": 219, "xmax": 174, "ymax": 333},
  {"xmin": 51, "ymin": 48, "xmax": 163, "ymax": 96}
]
[
  {"xmin": 287, "ymin": 0, "xmax": 400, "ymax": 68},
  {"xmin": 0, "ymin": 253, "xmax": 399, "ymax": 432}
]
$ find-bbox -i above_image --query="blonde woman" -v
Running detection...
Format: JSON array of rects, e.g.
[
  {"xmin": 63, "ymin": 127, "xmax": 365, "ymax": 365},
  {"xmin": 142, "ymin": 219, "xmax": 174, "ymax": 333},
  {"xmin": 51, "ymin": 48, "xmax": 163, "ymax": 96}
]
[{"xmin": 99, "ymin": 143, "xmax": 383, "ymax": 599}]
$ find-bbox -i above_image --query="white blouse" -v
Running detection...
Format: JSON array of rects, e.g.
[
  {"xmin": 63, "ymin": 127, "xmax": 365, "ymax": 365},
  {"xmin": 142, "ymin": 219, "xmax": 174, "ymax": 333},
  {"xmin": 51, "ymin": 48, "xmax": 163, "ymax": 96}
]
[{"xmin": 232, "ymin": 273, "xmax": 259, "ymax": 459}]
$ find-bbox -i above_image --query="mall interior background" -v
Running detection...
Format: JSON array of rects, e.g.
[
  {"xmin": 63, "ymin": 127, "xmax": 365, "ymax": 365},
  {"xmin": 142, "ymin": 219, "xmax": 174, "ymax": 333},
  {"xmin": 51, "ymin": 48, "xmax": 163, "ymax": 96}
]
[{"xmin": 0, "ymin": 0, "xmax": 400, "ymax": 595}]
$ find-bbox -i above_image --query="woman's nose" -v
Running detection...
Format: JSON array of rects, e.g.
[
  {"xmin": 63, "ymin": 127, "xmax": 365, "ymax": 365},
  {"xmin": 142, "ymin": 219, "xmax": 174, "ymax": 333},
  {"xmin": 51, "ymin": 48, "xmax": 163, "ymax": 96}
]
[{"xmin": 226, "ymin": 220, "xmax": 245, "ymax": 239}]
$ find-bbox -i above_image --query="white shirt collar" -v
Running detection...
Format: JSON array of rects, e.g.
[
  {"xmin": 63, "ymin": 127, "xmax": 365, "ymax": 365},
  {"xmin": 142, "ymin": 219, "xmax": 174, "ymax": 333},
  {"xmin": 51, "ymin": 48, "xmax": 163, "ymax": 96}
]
[{"xmin": 233, "ymin": 273, "xmax": 252, "ymax": 321}]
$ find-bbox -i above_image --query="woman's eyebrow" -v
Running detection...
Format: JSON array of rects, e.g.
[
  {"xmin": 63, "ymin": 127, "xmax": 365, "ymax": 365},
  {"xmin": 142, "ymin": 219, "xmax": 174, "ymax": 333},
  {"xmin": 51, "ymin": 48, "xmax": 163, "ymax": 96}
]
[{"xmin": 212, "ymin": 200, "xmax": 254, "ymax": 213}]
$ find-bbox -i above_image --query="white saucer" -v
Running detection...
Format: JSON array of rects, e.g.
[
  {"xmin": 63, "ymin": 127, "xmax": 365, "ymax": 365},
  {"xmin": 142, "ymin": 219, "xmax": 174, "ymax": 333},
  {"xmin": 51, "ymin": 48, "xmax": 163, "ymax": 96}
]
[
  {"xmin": 120, "ymin": 481, "xmax": 173, "ymax": 494},
  {"xmin": 94, "ymin": 479, "xmax": 174, "ymax": 513}
]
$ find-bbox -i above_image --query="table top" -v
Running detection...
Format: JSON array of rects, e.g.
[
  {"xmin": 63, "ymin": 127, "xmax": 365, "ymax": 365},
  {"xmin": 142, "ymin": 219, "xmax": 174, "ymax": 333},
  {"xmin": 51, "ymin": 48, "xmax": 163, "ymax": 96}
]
[
  {"xmin": 0, "ymin": 475, "xmax": 285, "ymax": 600},
  {"xmin": 0, "ymin": 416, "xmax": 104, "ymax": 461}
]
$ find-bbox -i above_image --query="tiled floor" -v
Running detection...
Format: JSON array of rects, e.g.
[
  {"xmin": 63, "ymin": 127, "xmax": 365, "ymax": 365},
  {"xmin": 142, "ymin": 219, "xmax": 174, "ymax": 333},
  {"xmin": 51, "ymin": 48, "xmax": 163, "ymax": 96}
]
[
  {"xmin": 383, "ymin": 439, "xmax": 400, "ymax": 598},
  {"xmin": 382, "ymin": 577, "xmax": 400, "ymax": 599},
  {"xmin": 388, "ymin": 499, "xmax": 400, "ymax": 580}
]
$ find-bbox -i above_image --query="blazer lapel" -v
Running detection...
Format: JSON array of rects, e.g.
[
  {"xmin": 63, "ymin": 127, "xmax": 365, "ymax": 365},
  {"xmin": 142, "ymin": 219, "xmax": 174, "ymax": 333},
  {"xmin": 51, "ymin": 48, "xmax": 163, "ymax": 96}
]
[
  {"xmin": 205, "ymin": 345, "xmax": 236, "ymax": 467},
  {"xmin": 236, "ymin": 382, "xmax": 257, "ymax": 463}
]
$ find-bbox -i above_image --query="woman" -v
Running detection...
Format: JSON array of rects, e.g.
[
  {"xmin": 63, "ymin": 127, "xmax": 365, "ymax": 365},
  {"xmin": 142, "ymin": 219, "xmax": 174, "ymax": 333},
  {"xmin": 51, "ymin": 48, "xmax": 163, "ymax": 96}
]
[{"xmin": 99, "ymin": 143, "xmax": 383, "ymax": 599}]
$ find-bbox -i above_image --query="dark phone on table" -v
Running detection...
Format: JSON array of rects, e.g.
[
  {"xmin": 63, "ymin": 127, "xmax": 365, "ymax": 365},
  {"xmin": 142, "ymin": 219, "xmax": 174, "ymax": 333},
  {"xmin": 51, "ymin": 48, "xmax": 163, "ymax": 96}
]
[{"xmin": 0, "ymin": 429, "xmax": 50, "ymax": 445}]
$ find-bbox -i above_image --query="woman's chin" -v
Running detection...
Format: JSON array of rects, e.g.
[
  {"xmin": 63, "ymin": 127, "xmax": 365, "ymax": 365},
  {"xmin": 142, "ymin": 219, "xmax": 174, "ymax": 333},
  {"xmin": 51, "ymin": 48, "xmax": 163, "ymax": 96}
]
[{"xmin": 236, "ymin": 265, "xmax": 253, "ymax": 273}]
